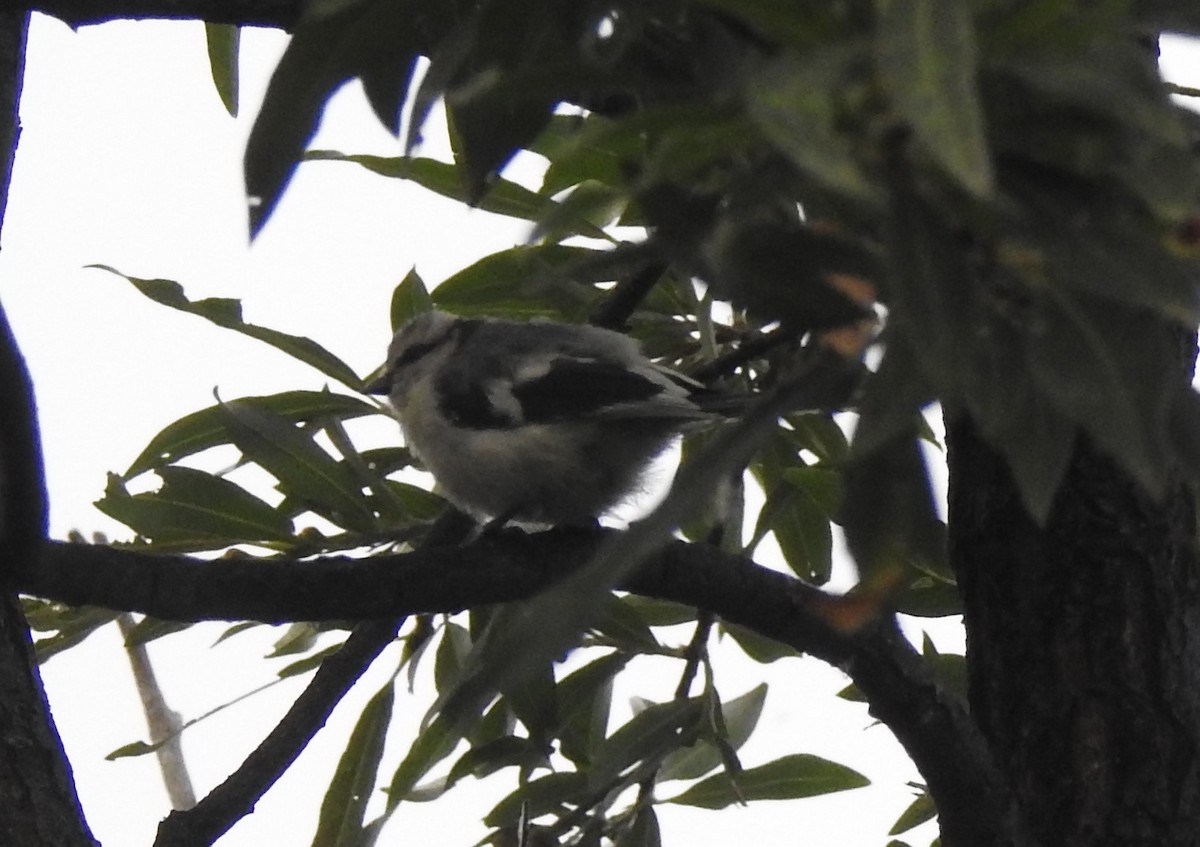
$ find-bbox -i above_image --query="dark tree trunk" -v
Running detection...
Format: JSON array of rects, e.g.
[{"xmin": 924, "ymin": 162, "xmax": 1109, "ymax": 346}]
[
  {"xmin": 947, "ymin": 328, "xmax": 1200, "ymax": 846},
  {"xmin": 0, "ymin": 10, "xmax": 97, "ymax": 847}
]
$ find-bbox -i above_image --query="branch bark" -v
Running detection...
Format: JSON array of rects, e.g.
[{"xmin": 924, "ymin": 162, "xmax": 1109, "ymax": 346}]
[
  {"xmin": 18, "ymin": 530, "xmax": 1013, "ymax": 844},
  {"xmin": 0, "ymin": 10, "xmax": 96, "ymax": 846}
]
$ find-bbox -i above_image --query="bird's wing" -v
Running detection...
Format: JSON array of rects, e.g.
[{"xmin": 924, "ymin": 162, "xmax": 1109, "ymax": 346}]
[{"xmin": 507, "ymin": 356, "xmax": 710, "ymax": 424}]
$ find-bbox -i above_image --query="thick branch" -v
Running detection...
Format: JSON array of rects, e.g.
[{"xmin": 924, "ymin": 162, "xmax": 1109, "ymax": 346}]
[
  {"xmin": 20, "ymin": 531, "xmax": 1009, "ymax": 837},
  {"xmin": 29, "ymin": 0, "xmax": 303, "ymax": 29}
]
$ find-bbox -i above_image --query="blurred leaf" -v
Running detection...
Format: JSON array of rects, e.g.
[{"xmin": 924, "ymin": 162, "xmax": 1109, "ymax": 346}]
[
  {"xmin": 665, "ymin": 753, "xmax": 869, "ymax": 808},
  {"xmin": 889, "ymin": 789, "xmax": 938, "ymax": 835},
  {"xmin": 659, "ymin": 684, "xmax": 767, "ymax": 782},
  {"xmin": 384, "ymin": 715, "xmax": 462, "ymax": 813},
  {"xmin": 218, "ymin": 399, "xmax": 379, "ymax": 532},
  {"xmin": 94, "ymin": 268, "xmax": 363, "ymax": 388},
  {"xmin": 32, "ymin": 606, "xmax": 120, "ymax": 664},
  {"xmin": 589, "ymin": 698, "xmax": 704, "ymax": 790},
  {"xmin": 126, "ymin": 391, "xmax": 377, "ymax": 478},
  {"xmin": 121, "ymin": 616, "xmax": 192, "ymax": 648},
  {"xmin": 723, "ymin": 621, "xmax": 799, "ymax": 664},
  {"xmin": 434, "ymin": 621, "xmax": 473, "ymax": 693},
  {"xmin": 305, "ymin": 151, "xmax": 551, "ymax": 221},
  {"xmin": 502, "ymin": 661, "xmax": 558, "ymax": 744},
  {"xmin": 617, "ymin": 805, "xmax": 662, "ymax": 847},
  {"xmin": 591, "ymin": 595, "xmax": 662, "ymax": 653},
  {"xmin": 96, "ymin": 468, "xmax": 295, "ymax": 544},
  {"xmin": 441, "ymin": 736, "xmax": 546, "ymax": 797},
  {"xmin": 270, "ymin": 622, "xmax": 321, "ymax": 658},
  {"xmin": 205, "ymin": 23, "xmax": 239, "ymax": 117},
  {"xmin": 877, "ymin": 0, "xmax": 993, "ymax": 196},
  {"xmin": 483, "ymin": 771, "xmax": 589, "ymax": 828},
  {"xmin": 746, "ymin": 49, "xmax": 878, "ymax": 205},
  {"xmin": 618, "ymin": 596, "xmax": 698, "ymax": 628},
  {"xmin": 558, "ymin": 653, "xmax": 629, "ymax": 768},
  {"xmin": 311, "ymin": 683, "xmax": 394, "ymax": 847},
  {"xmin": 750, "ymin": 480, "xmax": 833, "ymax": 583},
  {"xmin": 840, "ymin": 434, "xmax": 941, "ymax": 587},
  {"xmin": 244, "ymin": 0, "xmax": 427, "ymax": 235}
]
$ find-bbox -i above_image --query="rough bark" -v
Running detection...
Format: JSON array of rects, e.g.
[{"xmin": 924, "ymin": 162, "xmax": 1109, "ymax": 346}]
[
  {"xmin": 947, "ymin": 329, "xmax": 1200, "ymax": 846},
  {"xmin": 0, "ymin": 10, "xmax": 97, "ymax": 847}
]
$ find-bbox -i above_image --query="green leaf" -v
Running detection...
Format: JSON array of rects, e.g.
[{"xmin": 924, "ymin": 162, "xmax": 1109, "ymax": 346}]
[
  {"xmin": 617, "ymin": 805, "xmax": 662, "ymax": 847},
  {"xmin": 304, "ymin": 152, "xmax": 552, "ymax": 221},
  {"xmin": 95, "ymin": 468, "xmax": 295, "ymax": 544},
  {"xmin": 722, "ymin": 622, "xmax": 798, "ymax": 664},
  {"xmin": 244, "ymin": 0, "xmax": 426, "ymax": 235},
  {"xmin": 205, "ymin": 23, "xmax": 240, "ymax": 117},
  {"xmin": 384, "ymin": 716, "xmax": 462, "ymax": 813},
  {"xmin": 389, "ymin": 269, "xmax": 433, "ymax": 333},
  {"xmin": 483, "ymin": 771, "xmax": 589, "ymax": 828},
  {"xmin": 877, "ymin": 0, "xmax": 993, "ymax": 196},
  {"xmin": 591, "ymin": 595, "xmax": 662, "ymax": 653},
  {"xmin": 126, "ymin": 391, "xmax": 377, "ymax": 478},
  {"xmin": 557, "ymin": 653, "xmax": 628, "ymax": 768},
  {"xmin": 93, "ymin": 268, "xmax": 363, "ymax": 387},
  {"xmin": 430, "ymin": 244, "xmax": 606, "ymax": 318},
  {"xmin": 745, "ymin": 49, "xmax": 878, "ymax": 205},
  {"xmin": 666, "ymin": 753, "xmax": 869, "ymax": 809},
  {"xmin": 889, "ymin": 790, "xmax": 938, "ymax": 835},
  {"xmin": 217, "ymin": 398, "xmax": 378, "ymax": 532},
  {"xmin": 659, "ymin": 684, "xmax": 767, "ymax": 782},
  {"xmin": 589, "ymin": 698, "xmax": 704, "ymax": 790},
  {"xmin": 311, "ymin": 683, "xmax": 394, "ymax": 847}
]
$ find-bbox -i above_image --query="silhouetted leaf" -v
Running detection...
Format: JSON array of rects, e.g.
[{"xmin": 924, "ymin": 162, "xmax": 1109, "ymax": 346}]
[
  {"xmin": 95, "ymin": 267, "xmax": 363, "ymax": 387},
  {"xmin": 205, "ymin": 23, "xmax": 239, "ymax": 117},
  {"xmin": 311, "ymin": 683, "xmax": 394, "ymax": 847},
  {"xmin": 666, "ymin": 754, "xmax": 869, "ymax": 809},
  {"xmin": 659, "ymin": 684, "xmax": 767, "ymax": 782},
  {"xmin": 589, "ymin": 698, "xmax": 704, "ymax": 790}
]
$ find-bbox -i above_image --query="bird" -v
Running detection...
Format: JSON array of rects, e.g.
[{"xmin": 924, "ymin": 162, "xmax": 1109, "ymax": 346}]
[{"xmin": 364, "ymin": 309, "xmax": 720, "ymax": 526}]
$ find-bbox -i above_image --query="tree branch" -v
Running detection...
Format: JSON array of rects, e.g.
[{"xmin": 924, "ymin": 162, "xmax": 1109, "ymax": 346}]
[
  {"xmin": 28, "ymin": 0, "xmax": 303, "ymax": 29},
  {"xmin": 154, "ymin": 617, "xmax": 402, "ymax": 847},
  {"xmin": 18, "ymin": 531, "xmax": 1011, "ymax": 839}
]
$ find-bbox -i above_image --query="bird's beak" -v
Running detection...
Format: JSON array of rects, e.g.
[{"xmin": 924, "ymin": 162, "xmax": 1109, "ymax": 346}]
[{"xmin": 362, "ymin": 368, "xmax": 392, "ymax": 396}]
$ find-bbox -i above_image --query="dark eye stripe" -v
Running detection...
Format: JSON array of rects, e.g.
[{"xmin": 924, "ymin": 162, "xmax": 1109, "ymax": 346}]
[{"xmin": 394, "ymin": 339, "xmax": 442, "ymax": 369}]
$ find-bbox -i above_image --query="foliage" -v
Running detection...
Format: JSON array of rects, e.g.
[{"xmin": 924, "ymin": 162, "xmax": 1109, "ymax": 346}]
[{"xmin": 26, "ymin": 1, "xmax": 1200, "ymax": 846}]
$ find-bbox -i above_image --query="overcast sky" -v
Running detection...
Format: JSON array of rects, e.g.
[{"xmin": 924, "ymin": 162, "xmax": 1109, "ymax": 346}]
[{"xmin": 3, "ymin": 13, "xmax": 1197, "ymax": 847}]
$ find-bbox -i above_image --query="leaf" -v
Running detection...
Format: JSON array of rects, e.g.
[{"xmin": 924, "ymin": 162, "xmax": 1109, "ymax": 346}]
[
  {"xmin": 557, "ymin": 653, "xmax": 629, "ymax": 768},
  {"xmin": 93, "ymin": 268, "xmax": 363, "ymax": 387},
  {"xmin": 483, "ymin": 771, "xmax": 589, "ymax": 828},
  {"xmin": 430, "ymin": 244, "xmax": 606, "ymax": 318},
  {"xmin": 890, "ymin": 790, "xmax": 938, "ymax": 835},
  {"xmin": 126, "ymin": 391, "xmax": 377, "ymax": 478},
  {"xmin": 745, "ymin": 49, "xmax": 878, "ymax": 205},
  {"xmin": 244, "ymin": 0, "xmax": 426, "ymax": 235},
  {"xmin": 95, "ymin": 468, "xmax": 295, "ymax": 544},
  {"xmin": 217, "ymin": 398, "xmax": 379, "ymax": 533},
  {"xmin": 389, "ymin": 269, "xmax": 433, "ymax": 333},
  {"xmin": 722, "ymin": 621, "xmax": 799, "ymax": 664},
  {"xmin": 589, "ymin": 698, "xmax": 704, "ymax": 790},
  {"xmin": 617, "ymin": 805, "xmax": 662, "ymax": 847},
  {"xmin": 205, "ymin": 23, "xmax": 240, "ymax": 117},
  {"xmin": 666, "ymin": 753, "xmax": 869, "ymax": 809},
  {"xmin": 659, "ymin": 684, "xmax": 767, "ymax": 782},
  {"xmin": 591, "ymin": 595, "xmax": 662, "ymax": 653},
  {"xmin": 384, "ymin": 715, "xmax": 462, "ymax": 813},
  {"xmin": 311, "ymin": 683, "xmax": 394, "ymax": 847},
  {"xmin": 876, "ymin": 0, "xmax": 993, "ymax": 196}
]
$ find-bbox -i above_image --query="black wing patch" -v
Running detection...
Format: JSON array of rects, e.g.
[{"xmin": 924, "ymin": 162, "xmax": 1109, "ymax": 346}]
[{"xmin": 513, "ymin": 358, "xmax": 667, "ymax": 423}]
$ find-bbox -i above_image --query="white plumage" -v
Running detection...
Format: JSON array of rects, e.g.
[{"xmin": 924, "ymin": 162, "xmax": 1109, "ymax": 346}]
[{"xmin": 365, "ymin": 310, "xmax": 717, "ymax": 525}]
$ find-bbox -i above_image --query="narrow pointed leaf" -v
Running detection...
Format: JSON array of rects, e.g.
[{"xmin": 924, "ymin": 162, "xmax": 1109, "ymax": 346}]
[
  {"xmin": 311, "ymin": 683, "xmax": 395, "ymax": 847},
  {"xmin": 659, "ymin": 684, "xmax": 767, "ymax": 782},
  {"xmin": 589, "ymin": 698, "xmax": 704, "ymax": 790},
  {"xmin": 93, "ymin": 267, "xmax": 362, "ymax": 387},
  {"xmin": 205, "ymin": 23, "xmax": 240, "ymax": 117},
  {"xmin": 666, "ymin": 754, "xmax": 869, "ymax": 809}
]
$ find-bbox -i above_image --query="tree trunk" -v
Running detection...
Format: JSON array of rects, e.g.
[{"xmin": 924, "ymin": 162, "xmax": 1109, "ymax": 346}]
[{"xmin": 947, "ymin": 328, "xmax": 1200, "ymax": 845}]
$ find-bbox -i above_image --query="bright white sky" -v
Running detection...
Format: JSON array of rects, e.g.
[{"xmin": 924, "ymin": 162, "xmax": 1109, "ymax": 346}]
[{"xmin": 2, "ymin": 13, "xmax": 1197, "ymax": 847}]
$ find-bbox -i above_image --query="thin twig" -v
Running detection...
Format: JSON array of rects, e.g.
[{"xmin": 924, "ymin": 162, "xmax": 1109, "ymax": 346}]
[{"xmin": 117, "ymin": 614, "xmax": 196, "ymax": 811}]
